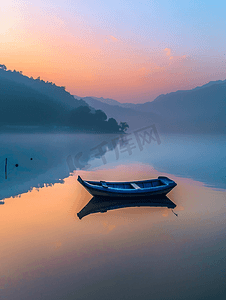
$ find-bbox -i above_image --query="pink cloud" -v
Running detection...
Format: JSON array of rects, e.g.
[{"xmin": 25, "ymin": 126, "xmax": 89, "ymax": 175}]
[
  {"xmin": 110, "ymin": 35, "xmax": 118, "ymax": 42},
  {"xmin": 105, "ymin": 35, "xmax": 119, "ymax": 43},
  {"xmin": 164, "ymin": 48, "xmax": 172, "ymax": 56}
]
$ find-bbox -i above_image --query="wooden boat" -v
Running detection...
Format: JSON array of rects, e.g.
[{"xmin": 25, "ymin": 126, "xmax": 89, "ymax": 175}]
[{"xmin": 77, "ymin": 175, "xmax": 177, "ymax": 198}]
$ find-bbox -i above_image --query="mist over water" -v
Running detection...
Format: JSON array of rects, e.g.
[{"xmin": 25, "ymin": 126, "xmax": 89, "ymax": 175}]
[
  {"xmin": 1, "ymin": 132, "xmax": 225, "ymax": 198},
  {"xmin": 0, "ymin": 132, "xmax": 225, "ymax": 300}
]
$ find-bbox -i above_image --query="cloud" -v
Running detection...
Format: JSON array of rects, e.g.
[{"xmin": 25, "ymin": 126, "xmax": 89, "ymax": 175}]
[
  {"xmin": 138, "ymin": 67, "xmax": 148, "ymax": 74},
  {"xmin": 164, "ymin": 48, "xmax": 172, "ymax": 56},
  {"xmin": 105, "ymin": 35, "xmax": 119, "ymax": 43},
  {"xmin": 170, "ymin": 54, "xmax": 186, "ymax": 60},
  {"xmin": 164, "ymin": 48, "xmax": 187, "ymax": 62},
  {"xmin": 164, "ymin": 48, "xmax": 186, "ymax": 61},
  {"xmin": 110, "ymin": 35, "xmax": 118, "ymax": 42},
  {"xmin": 169, "ymin": 54, "xmax": 187, "ymax": 65},
  {"xmin": 137, "ymin": 64, "xmax": 167, "ymax": 81},
  {"xmin": 153, "ymin": 65, "xmax": 166, "ymax": 71}
]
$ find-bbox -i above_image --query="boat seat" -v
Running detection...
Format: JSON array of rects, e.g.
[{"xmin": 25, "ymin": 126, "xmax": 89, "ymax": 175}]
[
  {"xmin": 130, "ymin": 183, "xmax": 141, "ymax": 189},
  {"xmin": 101, "ymin": 181, "xmax": 108, "ymax": 188}
]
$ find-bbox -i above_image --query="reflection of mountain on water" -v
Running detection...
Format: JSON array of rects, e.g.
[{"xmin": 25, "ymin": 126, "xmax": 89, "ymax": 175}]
[
  {"xmin": 77, "ymin": 196, "xmax": 176, "ymax": 219},
  {"xmin": 0, "ymin": 133, "xmax": 120, "ymax": 200}
]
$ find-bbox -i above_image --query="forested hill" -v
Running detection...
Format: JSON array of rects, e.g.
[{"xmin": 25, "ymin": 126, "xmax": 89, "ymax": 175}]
[
  {"xmin": 0, "ymin": 76, "xmax": 70, "ymax": 126},
  {"xmin": 0, "ymin": 65, "xmax": 126, "ymax": 133},
  {"xmin": 0, "ymin": 65, "xmax": 87, "ymax": 110}
]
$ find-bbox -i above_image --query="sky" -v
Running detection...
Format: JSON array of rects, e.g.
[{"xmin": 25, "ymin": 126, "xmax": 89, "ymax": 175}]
[{"xmin": 1, "ymin": 0, "xmax": 226, "ymax": 103}]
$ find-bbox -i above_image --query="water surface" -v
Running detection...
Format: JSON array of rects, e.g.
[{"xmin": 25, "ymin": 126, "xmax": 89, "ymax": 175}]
[{"xmin": 0, "ymin": 133, "xmax": 225, "ymax": 299}]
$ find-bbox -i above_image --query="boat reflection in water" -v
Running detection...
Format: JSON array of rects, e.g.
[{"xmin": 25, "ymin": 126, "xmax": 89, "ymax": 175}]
[{"xmin": 77, "ymin": 195, "xmax": 176, "ymax": 219}]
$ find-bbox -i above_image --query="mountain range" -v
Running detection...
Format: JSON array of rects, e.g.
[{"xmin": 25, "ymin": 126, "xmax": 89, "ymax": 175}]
[
  {"xmin": 75, "ymin": 79, "xmax": 226, "ymax": 133},
  {"xmin": 0, "ymin": 64, "xmax": 225, "ymax": 134}
]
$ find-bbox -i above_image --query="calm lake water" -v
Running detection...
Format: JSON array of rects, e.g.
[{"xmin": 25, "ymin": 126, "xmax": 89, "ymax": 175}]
[{"xmin": 0, "ymin": 132, "xmax": 225, "ymax": 300}]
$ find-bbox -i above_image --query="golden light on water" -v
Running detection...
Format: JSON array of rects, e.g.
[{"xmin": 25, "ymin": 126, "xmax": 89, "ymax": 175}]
[{"xmin": 0, "ymin": 163, "xmax": 225, "ymax": 298}]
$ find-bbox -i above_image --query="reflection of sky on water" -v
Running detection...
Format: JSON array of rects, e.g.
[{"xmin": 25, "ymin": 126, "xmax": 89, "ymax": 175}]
[{"xmin": 0, "ymin": 164, "xmax": 225, "ymax": 300}]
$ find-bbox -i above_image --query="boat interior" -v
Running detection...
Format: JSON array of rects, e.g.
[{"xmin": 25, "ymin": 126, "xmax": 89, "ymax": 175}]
[{"xmin": 87, "ymin": 179, "xmax": 165, "ymax": 189}]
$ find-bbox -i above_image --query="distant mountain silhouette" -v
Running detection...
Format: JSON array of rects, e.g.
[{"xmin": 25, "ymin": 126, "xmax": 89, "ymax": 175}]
[
  {"xmin": 81, "ymin": 80, "xmax": 226, "ymax": 133},
  {"xmin": 0, "ymin": 66, "xmax": 125, "ymax": 133},
  {"xmin": 77, "ymin": 97, "xmax": 159, "ymax": 131},
  {"xmin": 74, "ymin": 95, "xmax": 124, "ymax": 107},
  {"xmin": 192, "ymin": 80, "xmax": 226, "ymax": 91},
  {"xmin": 133, "ymin": 80, "xmax": 226, "ymax": 133},
  {"xmin": 74, "ymin": 95, "xmax": 139, "ymax": 110}
]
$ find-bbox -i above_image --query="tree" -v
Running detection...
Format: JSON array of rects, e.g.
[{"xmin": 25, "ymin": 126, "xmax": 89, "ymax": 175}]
[
  {"xmin": 69, "ymin": 106, "xmax": 92, "ymax": 128},
  {"xmin": 68, "ymin": 106, "xmax": 126, "ymax": 133},
  {"xmin": 106, "ymin": 118, "xmax": 120, "ymax": 132},
  {"xmin": 94, "ymin": 109, "xmax": 107, "ymax": 122},
  {"xmin": 119, "ymin": 122, "xmax": 129, "ymax": 132},
  {"xmin": 0, "ymin": 64, "xmax": 7, "ymax": 71}
]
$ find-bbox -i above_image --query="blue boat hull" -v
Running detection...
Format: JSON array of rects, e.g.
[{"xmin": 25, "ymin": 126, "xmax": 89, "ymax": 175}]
[{"xmin": 78, "ymin": 176, "xmax": 177, "ymax": 198}]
